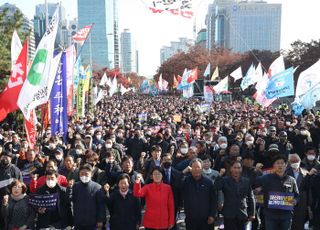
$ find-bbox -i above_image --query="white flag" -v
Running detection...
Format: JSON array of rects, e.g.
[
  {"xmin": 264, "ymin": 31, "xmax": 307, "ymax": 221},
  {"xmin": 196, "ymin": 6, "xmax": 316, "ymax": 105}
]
[
  {"xmin": 99, "ymin": 73, "xmax": 108, "ymax": 86},
  {"xmin": 213, "ymin": 76, "xmax": 228, "ymax": 94},
  {"xmin": 109, "ymin": 77, "xmax": 118, "ymax": 96},
  {"xmin": 230, "ymin": 66, "xmax": 242, "ymax": 81},
  {"xmin": 158, "ymin": 74, "xmax": 163, "ymax": 90},
  {"xmin": 300, "ymin": 82, "xmax": 320, "ymax": 109},
  {"xmin": 11, "ymin": 30, "xmax": 22, "ymax": 69},
  {"xmin": 203, "ymin": 63, "xmax": 210, "ymax": 77},
  {"xmin": 17, "ymin": 6, "xmax": 59, "ymax": 120},
  {"xmin": 268, "ymin": 56, "xmax": 285, "ymax": 78},
  {"xmin": 120, "ymin": 84, "xmax": 130, "ymax": 95},
  {"xmin": 296, "ymin": 60, "xmax": 320, "ymax": 99},
  {"xmin": 240, "ymin": 64, "xmax": 255, "ymax": 90}
]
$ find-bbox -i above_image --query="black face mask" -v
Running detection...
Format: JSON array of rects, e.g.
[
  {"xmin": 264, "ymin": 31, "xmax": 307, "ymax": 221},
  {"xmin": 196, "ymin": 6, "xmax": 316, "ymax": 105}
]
[{"xmin": 162, "ymin": 162, "xmax": 172, "ymax": 169}]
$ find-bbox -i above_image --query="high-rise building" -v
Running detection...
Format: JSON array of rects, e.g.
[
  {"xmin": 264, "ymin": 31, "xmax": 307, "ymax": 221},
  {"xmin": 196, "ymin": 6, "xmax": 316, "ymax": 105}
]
[
  {"xmin": 206, "ymin": 0, "xmax": 281, "ymax": 53},
  {"xmin": 160, "ymin": 37, "xmax": 194, "ymax": 64},
  {"xmin": 78, "ymin": 0, "xmax": 108, "ymax": 69},
  {"xmin": 33, "ymin": 3, "xmax": 66, "ymax": 48},
  {"xmin": 120, "ymin": 29, "xmax": 132, "ymax": 73},
  {"xmin": 106, "ymin": 0, "xmax": 119, "ymax": 69},
  {"xmin": 0, "ymin": 3, "xmax": 36, "ymax": 59},
  {"xmin": 196, "ymin": 28, "xmax": 207, "ymax": 48}
]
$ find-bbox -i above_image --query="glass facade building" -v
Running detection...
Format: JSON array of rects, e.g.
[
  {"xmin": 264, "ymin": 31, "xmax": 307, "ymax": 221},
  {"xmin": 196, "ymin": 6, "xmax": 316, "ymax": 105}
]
[
  {"xmin": 120, "ymin": 29, "xmax": 132, "ymax": 73},
  {"xmin": 78, "ymin": 0, "xmax": 108, "ymax": 69},
  {"xmin": 206, "ymin": 0, "xmax": 281, "ymax": 53}
]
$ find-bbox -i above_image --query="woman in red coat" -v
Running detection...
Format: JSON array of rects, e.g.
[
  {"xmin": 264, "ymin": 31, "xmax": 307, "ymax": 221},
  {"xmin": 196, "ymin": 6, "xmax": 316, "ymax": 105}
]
[{"xmin": 134, "ymin": 166, "xmax": 175, "ymax": 230}]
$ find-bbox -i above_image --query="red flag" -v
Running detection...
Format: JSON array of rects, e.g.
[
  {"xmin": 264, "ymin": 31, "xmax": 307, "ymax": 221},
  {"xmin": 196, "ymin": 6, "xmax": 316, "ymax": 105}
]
[
  {"xmin": 187, "ymin": 67, "xmax": 198, "ymax": 83},
  {"xmin": 25, "ymin": 110, "xmax": 37, "ymax": 149},
  {"xmin": 177, "ymin": 75, "xmax": 182, "ymax": 83},
  {"xmin": 173, "ymin": 75, "xmax": 179, "ymax": 88},
  {"xmin": 0, "ymin": 40, "xmax": 28, "ymax": 122},
  {"xmin": 72, "ymin": 25, "xmax": 93, "ymax": 45}
]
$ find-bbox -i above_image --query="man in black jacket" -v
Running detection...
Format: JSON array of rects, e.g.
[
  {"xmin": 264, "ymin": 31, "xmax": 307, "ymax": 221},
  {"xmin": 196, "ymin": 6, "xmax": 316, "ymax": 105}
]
[
  {"xmin": 255, "ymin": 155, "xmax": 299, "ymax": 230},
  {"xmin": 221, "ymin": 160, "xmax": 255, "ymax": 230},
  {"xmin": 36, "ymin": 169, "xmax": 73, "ymax": 229},
  {"xmin": 182, "ymin": 158, "xmax": 217, "ymax": 230},
  {"xmin": 68, "ymin": 164, "xmax": 106, "ymax": 230}
]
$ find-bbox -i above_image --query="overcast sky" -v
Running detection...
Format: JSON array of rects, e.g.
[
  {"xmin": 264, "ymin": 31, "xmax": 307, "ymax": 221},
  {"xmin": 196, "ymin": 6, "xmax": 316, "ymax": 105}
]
[{"xmin": 4, "ymin": 0, "xmax": 320, "ymax": 77}]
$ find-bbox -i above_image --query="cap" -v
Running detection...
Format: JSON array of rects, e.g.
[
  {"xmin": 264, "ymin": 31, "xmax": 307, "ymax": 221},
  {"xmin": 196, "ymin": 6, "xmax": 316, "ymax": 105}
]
[
  {"xmin": 268, "ymin": 144, "xmax": 279, "ymax": 152},
  {"xmin": 269, "ymin": 126, "xmax": 276, "ymax": 132},
  {"xmin": 55, "ymin": 147, "xmax": 64, "ymax": 154},
  {"xmin": 279, "ymin": 131, "xmax": 287, "ymax": 137},
  {"xmin": 2, "ymin": 150, "xmax": 13, "ymax": 158}
]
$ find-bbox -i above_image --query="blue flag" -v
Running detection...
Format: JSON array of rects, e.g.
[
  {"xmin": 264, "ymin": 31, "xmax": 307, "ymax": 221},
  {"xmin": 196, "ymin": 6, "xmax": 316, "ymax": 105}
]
[
  {"xmin": 265, "ymin": 67, "xmax": 294, "ymax": 99},
  {"xmin": 50, "ymin": 52, "xmax": 68, "ymax": 142},
  {"xmin": 291, "ymin": 101, "xmax": 304, "ymax": 116},
  {"xmin": 300, "ymin": 82, "xmax": 320, "ymax": 109}
]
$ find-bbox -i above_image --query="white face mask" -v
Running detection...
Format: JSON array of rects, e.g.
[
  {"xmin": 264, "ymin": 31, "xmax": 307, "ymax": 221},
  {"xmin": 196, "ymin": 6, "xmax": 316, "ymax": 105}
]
[
  {"xmin": 307, "ymin": 155, "xmax": 316, "ymax": 161},
  {"xmin": 300, "ymin": 130, "xmax": 308, "ymax": 136},
  {"xmin": 180, "ymin": 148, "xmax": 188, "ymax": 154},
  {"xmin": 246, "ymin": 141, "xmax": 254, "ymax": 146},
  {"xmin": 105, "ymin": 144, "xmax": 112, "ymax": 149},
  {"xmin": 80, "ymin": 176, "xmax": 91, "ymax": 183},
  {"xmin": 220, "ymin": 143, "xmax": 228, "ymax": 149},
  {"xmin": 46, "ymin": 180, "xmax": 57, "ymax": 188},
  {"xmin": 96, "ymin": 135, "xmax": 102, "ymax": 139},
  {"xmin": 55, "ymin": 155, "xmax": 63, "ymax": 161},
  {"xmin": 290, "ymin": 162, "xmax": 300, "ymax": 170}
]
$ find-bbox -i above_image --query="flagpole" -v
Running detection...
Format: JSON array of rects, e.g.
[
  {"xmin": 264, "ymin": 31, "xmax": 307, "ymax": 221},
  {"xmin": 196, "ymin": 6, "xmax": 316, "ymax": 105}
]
[
  {"xmin": 89, "ymin": 33, "xmax": 92, "ymax": 67},
  {"xmin": 74, "ymin": 23, "xmax": 95, "ymax": 65}
]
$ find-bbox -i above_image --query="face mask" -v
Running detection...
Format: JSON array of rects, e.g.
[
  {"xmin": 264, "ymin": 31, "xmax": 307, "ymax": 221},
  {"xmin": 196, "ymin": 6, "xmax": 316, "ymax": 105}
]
[
  {"xmin": 288, "ymin": 128, "xmax": 293, "ymax": 132},
  {"xmin": 205, "ymin": 140, "xmax": 211, "ymax": 145},
  {"xmin": 177, "ymin": 131, "xmax": 182, "ymax": 135},
  {"xmin": 246, "ymin": 141, "xmax": 254, "ymax": 146},
  {"xmin": 75, "ymin": 149, "xmax": 82, "ymax": 155},
  {"xmin": 80, "ymin": 176, "xmax": 91, "ymax": 183},
  {"xmin": 105, "ymin": 158, "xmax": 114, "ymax": 164},
  {"xmin": 220, "ymin": 143, "xmax": 228, "ymax": 149},
  {"xmin": 162, "ymin": 162, "xmax": 172, "ymax": 169},
  {"xmin": 96, "ymin": 135, "xmax": 102, "ymax": 139},
  {"xmin": 290, "ymin": 162, "xmax": 300, "ymax": 170},
  {"xmin": 55, "ymin": 155, "xmax": 63, "ymax": 161},
  {"xmin": 49, "ymin": 143, "xmax": 55, "ymax": 149},
  {"xmin": 145, "ymin": 131, "xmax": 152, "ymax": 136},
  {"xmin": 307, "ymin": 155, "xmax": 316, "ymax": 161},
  {"xmin": 46, "ymin": 180, "xmax": 57, "ymax": 188},
  {"xmin": 105, "ymin": 144, "xmax": 112, "ymax": 149},
  {"xmin": 300, "ymin": 131, "xmax": 308, "ymax": 136},
  {"xmin": 203, "ymin": 168, "xmax": 212, "ymax": 174},
  {"xmin": 242, "ymin": 129, "xmax": 247, "ymax": 133},
  {"xmin": 180, "ymin": 148, "xmax": 188, "ymax": 154}
]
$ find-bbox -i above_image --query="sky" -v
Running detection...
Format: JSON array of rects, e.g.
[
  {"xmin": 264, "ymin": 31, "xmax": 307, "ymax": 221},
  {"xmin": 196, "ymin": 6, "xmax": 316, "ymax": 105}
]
[{"xmin": 2, "ymin": 0, "xmax": 320, "ymax": 77}]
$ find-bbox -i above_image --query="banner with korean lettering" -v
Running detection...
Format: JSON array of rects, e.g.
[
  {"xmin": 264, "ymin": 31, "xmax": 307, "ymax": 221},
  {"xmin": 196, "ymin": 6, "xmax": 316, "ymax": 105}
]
[
  {"xmin": 265, "ymin": 67, "xmax": 294, "ymax": 99},
  {"xmin": 66, "ymin": 45, "xmax": 76, "ymax": 117},
  {"xmin": 29, "ymin": 193, "xmax": 59, "ymax": 210},
  {"xmin": 50, "ymin": 52, "xmax": 67, "ymax": 142},
  {"xmin": 268, "ymin": 191, "xmax": 295, "ymax": 211}
]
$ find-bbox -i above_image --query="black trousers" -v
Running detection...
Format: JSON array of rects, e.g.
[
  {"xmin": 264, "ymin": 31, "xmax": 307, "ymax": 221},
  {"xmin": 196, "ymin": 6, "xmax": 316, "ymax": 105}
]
[
  {"xmin": 224, "ymin": 217, "xmax": 248, "ymax": 230},
  {"xmin": 185, "ymin": 218, "xmax": 213, "ymax": 230}
]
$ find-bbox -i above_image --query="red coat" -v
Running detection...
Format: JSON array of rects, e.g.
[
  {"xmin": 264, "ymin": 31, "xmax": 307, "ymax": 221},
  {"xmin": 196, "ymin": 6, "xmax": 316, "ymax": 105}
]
[
  {"xmin": 29, "ymin": 174, "xmax": 68, "ymax": 193},
  {"xmin": 134, "ymin": 182, "xmax": 175, "ymax": 229}
]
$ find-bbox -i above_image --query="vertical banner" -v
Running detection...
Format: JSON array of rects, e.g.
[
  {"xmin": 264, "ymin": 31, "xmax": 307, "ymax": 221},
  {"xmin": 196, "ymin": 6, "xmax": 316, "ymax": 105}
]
[
  {"xmin": 50, "ymin": 52, "xmax": 67, "ymax": 142},
  {"xmin": 76, "ymin": 66, "xmax": 86, "ymax": 117},
  {"xmin": 88, "ymin": 78, "xmax": 93, "ymax": 113},
  {"xmin": 66, "ymin": 45, "xmax": 76, "ymax": 117},
  {"xmin": 204, "ymin": 85, "xmax": 213, "ymax": 102},
  {"xmin": 25, "ymin": 109, "xmax": 37, "ymax": 149}
]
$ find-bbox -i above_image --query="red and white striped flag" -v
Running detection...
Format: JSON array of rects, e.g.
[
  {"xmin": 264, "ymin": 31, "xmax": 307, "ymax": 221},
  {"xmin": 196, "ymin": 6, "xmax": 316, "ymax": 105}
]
[{"xmin": 72, "ymin": 25, "xmax": 93, "ymax": 45}]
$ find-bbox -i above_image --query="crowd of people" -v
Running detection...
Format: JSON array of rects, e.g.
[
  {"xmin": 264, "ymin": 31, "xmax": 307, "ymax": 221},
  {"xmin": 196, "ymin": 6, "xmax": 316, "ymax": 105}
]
[{"xmin": 0, "ymin": 94, "xmax": 320, "ymax": 230}]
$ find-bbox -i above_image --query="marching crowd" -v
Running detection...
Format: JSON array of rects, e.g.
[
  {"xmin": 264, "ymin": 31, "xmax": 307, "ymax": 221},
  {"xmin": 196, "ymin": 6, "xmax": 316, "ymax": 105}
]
[{"xmin": 0, "ymin": 94, "xmax": 320, "ymax": 230}]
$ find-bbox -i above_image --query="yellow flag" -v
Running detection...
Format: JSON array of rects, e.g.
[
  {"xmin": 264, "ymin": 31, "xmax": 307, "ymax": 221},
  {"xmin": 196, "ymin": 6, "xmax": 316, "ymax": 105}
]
[
  {"xmin": 210, "ymin": 66, "xmax": 219, "ymax": 81},
  {"xmin": 84, "ymin": 65, "xmax": 92, "ymax": 92}
]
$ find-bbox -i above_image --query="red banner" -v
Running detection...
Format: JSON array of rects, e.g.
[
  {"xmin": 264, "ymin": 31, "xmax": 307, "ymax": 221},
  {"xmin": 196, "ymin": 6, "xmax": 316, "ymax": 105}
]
[
  {"xmin": 0, "ymin": 40, "xmax": 28, "ymax": 122},
  {"xmin": 25, "ymin": 110, "xmax": 37, "ymax": 149}
]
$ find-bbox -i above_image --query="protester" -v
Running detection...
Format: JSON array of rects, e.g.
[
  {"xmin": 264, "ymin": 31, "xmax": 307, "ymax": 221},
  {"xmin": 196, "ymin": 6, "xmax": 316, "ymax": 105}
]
[{"xmin": 134, "ymin": 166, "xmax": 175, "ymax": 230}]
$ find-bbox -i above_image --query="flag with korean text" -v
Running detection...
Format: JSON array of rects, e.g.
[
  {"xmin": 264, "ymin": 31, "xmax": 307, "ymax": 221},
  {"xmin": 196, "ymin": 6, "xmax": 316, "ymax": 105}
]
[
  {"xmin": 265, "ymin": 67, "xmax": 294, "ymax": 99},
  {"xmin": 50, "ymin": 52, "xmax": 67, "ymax": 142}
]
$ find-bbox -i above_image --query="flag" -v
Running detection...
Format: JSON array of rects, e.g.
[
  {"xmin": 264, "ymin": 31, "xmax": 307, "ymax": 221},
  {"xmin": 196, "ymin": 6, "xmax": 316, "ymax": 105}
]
[
  {"xmin": 65, "ymin": 45, "xmax": 76, "ymax": 117},
  {"xmin": 11, "ymin": 30, "xmax": 22, "ymax": 69},
  {"xmin": 72, "ymin": 24, "xmax": 92, "ymax": 46},
  {"xmin": 254, "ymin": 62, "xmax": 263, "ymax": 81},
  {"xmin": 120, "ymin": 84, "xmax": 130, "ymax": 95},
  {"xmin": 177, "ymin": 75, "xmax": 182, "ymax": 83},
  {"xmin": 265, "ymin": 67, "xmax": 294, "ymax": 99},
  {"xmin": 99, "ymin": 73, "xmax": 108, "ymax": 86},
  {"xmin": 187, "ymin": 67, "xmax": 198, "ymax": 83},
  {"xmin": 203, "ymin": 63, "xmax": 210, "ymax": 78},
  {"xmin": 296, "ymin": 60, "xmax": 320, "ymax": 99},
  {"xmin": 109, "ymin": 77, "xmax": 118, "ymax": 96},
  {"xmin": 17, "ymin": 7, "xmax": 59, "ymax": 120},
  {"xmin": 162, "ymin": 79, "xmax": 169, "ymax": 91},
  {"xmin": 84, "ymin": 65, "xmax": 92, "ymax": 92},
  {"xmin": 178, "ymin": 69, "xmax": 191, "ymax": 90},
  {"xmin": 25, "ymin": 109, "xmax": 37, "ymax": 149},
  {"xmin": 254, "ymin": 73, "xmax": 276, "ymax": 107},
  {"xmin": 210, "ymin": 66, "xmax": 219, "ymax": 81},
  {"xmin": 0, "ymin": 40, "xmax": 28, "ymax": 122},
  {"xmin": 300, "ymin": 82, "xmax": 320, "ymax": 110},
  {"xmin": 204, "ymin": 86, "xmax": 213, "ymax": 102},
  {"xmin": 50, "ymin": 52, "xmax": 67, "ymax": 142},
  {"xmin": 182, "ymin": 84, "xmax": 193, "ymax": 98},
  {"xmin": 76, "ymin": 67, "xmax": 86, "ymax": 117},
  {"xmin": 240, "ymin": 64, "xmax": 255, "ymax": 90},
  {"xmin": 213, "ymin": 76, "xmax": 228, "ymax": 94},
  {"xmin": 173, "ymin": 75, "xmax": 179, "ymax": 89},
  {"xmin": 291, "ymin": 101, "xmax": 304, "ymax": 116},
  {"xmin": 94, "ymin": 89, "xmax": 106, "ymax": 105},
  {"xmin": 268, "ymin": 56, "xmax": 285, "ymax": 78},
  {"xmin": 158, "ymin": 74, "xmax": 163, "ymax": 90},
  {"xmin": 230, "ymin": 66, "xmax": 242, "ymax": 81}
]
